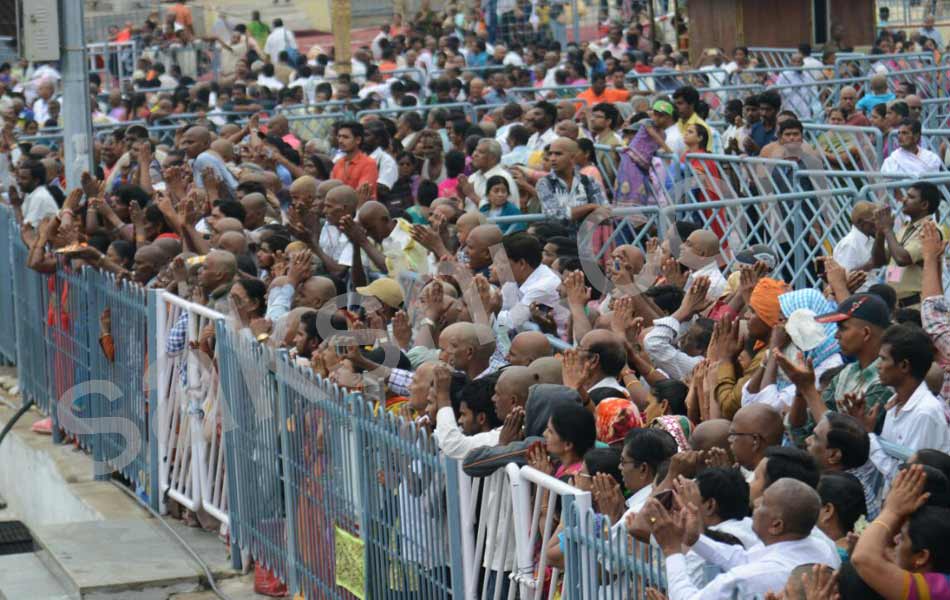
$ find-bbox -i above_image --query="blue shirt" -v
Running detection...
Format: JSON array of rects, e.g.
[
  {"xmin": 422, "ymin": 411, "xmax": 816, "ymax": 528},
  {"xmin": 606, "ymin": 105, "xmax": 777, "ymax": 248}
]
[
  {"xmin": 749, "ymin": 122, "xmax": 777, "ymax": 155},
  {"xmin": 856, "ymin": 92, "xmax": 896, "ymax": 116}
]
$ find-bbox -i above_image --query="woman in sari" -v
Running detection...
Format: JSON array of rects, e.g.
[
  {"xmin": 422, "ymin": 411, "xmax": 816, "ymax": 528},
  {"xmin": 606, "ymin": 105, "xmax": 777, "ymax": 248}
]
[
  {"xmin": 682, "ymin": 123, "xmax": 726, "ymax": 242},
  {"xmin": 852, "ymin": 464, "xmax": 950, "ymax": 600}
]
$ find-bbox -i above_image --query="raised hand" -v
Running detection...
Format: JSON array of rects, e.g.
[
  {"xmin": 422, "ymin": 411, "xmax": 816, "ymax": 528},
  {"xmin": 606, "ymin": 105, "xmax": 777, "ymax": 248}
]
[
  {"xmin": 561, "ymin": 347, "xmax": 597, "ymax": 390},
  {"xmin": 498, "ymin": 406, "xmax": 525, "ymax": 444},
  {"xmin": 288, "ymin": 249, "xmax": 313, "ymax": 287},
  {"xmin": 874, "ymin": 206, "xmax": 894, "ymax": 233},
  {"xmin": 921, "ymin": 219, "xmax": 947, "ymax": 262},
  {"xmin": 680, "ymin": 275, "xmax": 711, "ymax": 316},
  {"xmin": 883, "ymin": 463, "xmax": 931, "ymax": 519},
  {"xmin": 526, "ymin": 442, "xmax": 555, "ymax": 476},
  {"xmin": 838, "ymin": 392, "xmax": 880, "ymax": 433},
  {"xmin": 591, "ymin": 472, "xmax": 626, "ymax": 522},
  {"xmin": 563, "ymin": 270, "xmax": 591, "ymax": 308},
  {"xmin": 392, "ymin": 310, "xmax": 412, "ymax": 349},
  {"xmin": 775, "ymin": 353, "xmax": 816, "ymax": 389}
]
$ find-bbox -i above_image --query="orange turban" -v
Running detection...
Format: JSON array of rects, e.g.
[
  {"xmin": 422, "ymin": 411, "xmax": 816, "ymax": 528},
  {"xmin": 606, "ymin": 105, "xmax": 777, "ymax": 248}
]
[{"xmin": 749, "ymin": 278, "xmax": 789, "ymax": 328}]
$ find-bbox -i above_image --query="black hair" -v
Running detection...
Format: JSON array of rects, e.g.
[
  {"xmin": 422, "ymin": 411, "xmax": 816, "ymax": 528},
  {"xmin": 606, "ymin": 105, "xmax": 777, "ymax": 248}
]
[
  {"xmin": 779, "ymin": 118, "xmax": 804, "ymax": 135},
  {"xmin": 895, "ymin": 307, "xmax": 922, "ymax": 327},
  {"xmin": 416, "ymin": 180, "xmax": 439, "ymax": 207},
  {"xmin": 672, "ymin": 85, "xmax": 699, "ymax": 107},
  {"xmin": 882, "ymin": 323, "xmax": 935, "ymax": 380},
  {"xmin": 444, "ymin": 150, "xmax": 466, "ymax": 178},
  {"xmin": 546, "ymin": 236, "xmax": 577, "ymax": 257},
  {"xmin": 234, "ymin": 277, "xmax": 267, "ymax": 318},
  {"xmin": 817, "ymin": 472, "xmax": 867, "ymax": 533},
  {"xmin": 261, "ymin": 232, "xmax": 292, "ymax": 254},
  {"xmin": 590, "ymin": 102, "xmax": 621, "ymax": 129},
  {"xmin": 872, "ymin": 102, "xmax": 888, "ymax": 118},
  {"xmin": 114, "ymin": 184, "xmax": 151, "ymax": 207},
  {"xmin": 837, "ymin": 561, "xmax": 885, "ymax": 600},
  {"xmin": 913, "ymin": 449, "xmax": 950, "ymax": 483},
  {"xmin": 864, "ymin": 285, "xmax": 898, "ymax": 317},
  {"xmin": 337, "ymin": 120, "xmax": 365, "ymax": 140},
  {"xmin": 919, "ymin": 464, "xmax": 950, "ymax": 508},
  {"xmin": 507, "ymin": 124, "xmax": 530, "ymax": 147},
  {"xmin": 623, "ymin": 428, "xmax": 678, "ymax": 476},
  {"xmin": 889, "ymin": 102, "xmax": 910, "ymax": 119},
  {"xmin": 550, "ymin": 402, "xmax": 597, "ymax": 458},
  {"xmin": 644, "ymin": 285, "xmax": 686, "ymax": 314},
  {"xmin": 764, "ymin": 446, "xmax": 820, "ymax": 489},
  {"xmin": 910, "ymin": 181, "xmax": 941, "ymax": 215},
  {"xmin": 824, "ymin": 412, "xmax": 870, "ymax": 469},
  {"xmin": 214, "ymin": 199, "xmax": 247, "ymax": 223},
  {"xmin": 502, "ymin": 232, "xmax": 543, "ymax": 269},
  {"xmin": 697, "ymin": 467, "xmax": 750, "ymax": 521},
  {"xmin": 299, "ymin": 310, "xmax": 319, "ymax": 344},
  {"xmin": 485, "ymin": 174, "xmax": 510, "ymax": 196},
  {"xmin": 908, "ymin": 506, "xmax": 950, "ymax": 571},
  {"xmin": 725, "ymin": 98, "xmax": 744, "ymax": 117},
  {"xmin": 687, "ymin": 317, "xmax": 715, "ymax": 354},
  {"xmin": 758, "ymin": 90, "xmax": 782, "ymax": 111},
  {"xmin": 689, "ymin": 122, "xmax": 710, "ymax": 150},
  {"xmin": 577, "ymin": 138, "xmax": 596, "ymax": 163},
  {"xmin": 460, "ymin": 376, "xmax": 502, "ymax": 429},
  {"xmin": 674, "ymin": 219, "xmax": 702, "ymax": 241},
  {"xmin": 528, "ymin": 221, "xmax": 571, "ymax": 243},
  {"xmin": 652, "ymin": 379, "xmax": 689, "ymax": 416},
  {"xmin": 19, "ymin": 159, "xmax": 46, "ymax": 184},
  {"xmin": 583, "ymin": 447, "xmax": 623, "ymax": 487},
  {"xmin": 534, "ymin": 101, "xmax": 557, "ymax": 127},
  {"xmin": 108, "ymin": 239, "xmax": 136, "ymax": 270},
  {"xmin": 236, "ymin": 180, "xmax": 268, "ymax": 197},
  {"xmin": 587, "ymin": 335, "xmax": 627, "ymax": 378}
]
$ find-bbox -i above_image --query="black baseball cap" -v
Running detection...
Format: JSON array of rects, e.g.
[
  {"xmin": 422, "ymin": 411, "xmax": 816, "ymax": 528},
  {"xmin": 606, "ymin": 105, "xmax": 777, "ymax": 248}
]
[
  {"xmin": 815, "ymin": 293, "xmax": 891, "ymax": 329},
  {"xmin": 735, "ymin": 244, "xmax": 779, "ymax": 270}
]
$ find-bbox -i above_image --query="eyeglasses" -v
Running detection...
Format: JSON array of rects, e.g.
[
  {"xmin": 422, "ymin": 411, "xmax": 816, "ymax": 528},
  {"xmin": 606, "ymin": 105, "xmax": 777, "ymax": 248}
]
[
  {"xmin": 728, "ymin": 431, "xmax": 760, "ymax": 441},
  {"xmin": 620, "ymin": 457, "xmax": 640, "ymax": 468}
]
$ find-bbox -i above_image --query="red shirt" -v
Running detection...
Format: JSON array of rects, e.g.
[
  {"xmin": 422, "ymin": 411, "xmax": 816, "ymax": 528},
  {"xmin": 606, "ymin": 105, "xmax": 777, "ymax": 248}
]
[{"xmin": 331, "ymin": 151, "xmax": 378, "ymax": 198}]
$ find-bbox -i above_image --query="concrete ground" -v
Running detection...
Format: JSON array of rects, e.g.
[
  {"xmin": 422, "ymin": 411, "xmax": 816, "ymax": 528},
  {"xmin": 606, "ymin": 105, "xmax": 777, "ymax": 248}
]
[{"xmin": 0, "ymin": 367, "xmax": 277, "ymax": 599}]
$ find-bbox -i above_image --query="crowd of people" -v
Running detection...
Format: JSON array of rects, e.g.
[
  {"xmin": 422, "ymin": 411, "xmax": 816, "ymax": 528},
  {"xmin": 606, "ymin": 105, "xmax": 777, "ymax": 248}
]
[{"xmin": 8, "ymin": 2, "xmax": 950, "ymax": 599}]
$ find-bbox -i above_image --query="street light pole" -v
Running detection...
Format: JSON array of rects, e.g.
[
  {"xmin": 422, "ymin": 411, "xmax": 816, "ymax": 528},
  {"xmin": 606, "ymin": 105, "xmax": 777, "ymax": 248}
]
[{"xmin": 59, "ymin": 0, "xmax": 95, "ymax": 190}]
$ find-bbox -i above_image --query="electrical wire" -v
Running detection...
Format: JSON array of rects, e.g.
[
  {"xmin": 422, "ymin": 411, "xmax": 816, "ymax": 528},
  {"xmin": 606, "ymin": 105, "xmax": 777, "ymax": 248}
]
[
  {"xmin": 109, "ymin": 480, "xmax": 234, "ymax": 600},
  {"xmin": 0, "ymin": 399, "xmax": 34, "ymax": 450}
]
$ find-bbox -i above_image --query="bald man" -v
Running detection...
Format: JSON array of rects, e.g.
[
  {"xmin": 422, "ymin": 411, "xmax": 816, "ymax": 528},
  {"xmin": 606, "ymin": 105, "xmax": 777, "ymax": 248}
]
[
  {"xmin": 832, "ymin": 200, "xmax": 876, "ymax": 275},
  {"xmin": 650, "ymin": 477, "xmax": 837, "ymax": 599},
  {"xmin": 313, "ymin": 185, "xmax": 359, "ymax": 277},
  {"xmin": 465, "ymin": 224, "xmax": 503, "ymax": 274},
  {"xmin": 152, "ymin": 237, "xmax": 182, "ymax": 261},
  {"xmin": 241, "ymin": 192, "xmax": 268, "ymax": 231},
  {"xmin": 183, "ymin": 126, "xmax": 238, "ymax": 194},
  {"xmin": 132, "ymin": 245, "xmax": 167, "ymax": 286},
  {"xmin": 729, "ymin": 404, "xmax": 785, "ymax": 475},
  {"xmin": 439, "ymin": 322, "xmax": 495, "ymax": 380},
  {"xmin": 492, "ymin": 366, "xmax": 536, "ymax": 420},
  {"xmin": 836, "ymin": 85, "xmax": 869, "ymax": 126},
  {"xmin": 537, "ymin": 137, "xmax": 607, "ymax": 222},
  {"xmin": 218, "ymin": 231, "xmax": 248, "ymax": 256},
  {"xmin": 199, "ymin": 250, "xmax": 238, "ymax": 312},
  {"xmin": 688, "ymin": 418, "xmax": 732, "ymax": 454},
  {"xmin": 529, "ymin": 356, "xmax": 563, "ymax": 385},
  {"xmin": 680, "ymin": 229, "xmax": 726, "ymax": 300},
  {"xmin": 554, "ymin": 119, "xmax": 579, "ymax": 140},
  {"xmin": 210, "ymin": 217, "xmax": 245, "ymax": 248},
  {"xmin": 507, "ymin": 331, "xmax": 553, "ymax": 366},
  {"xmin": 210, "ymin": 139, "xmax": 235, "ymax": 164},
  {"xmin": 905, "ymin": 94, "xmax": 923, "ymax": 122},
  {"xmin": 293, "ymin": 276, "xmax": 337, "ymax": 310}
]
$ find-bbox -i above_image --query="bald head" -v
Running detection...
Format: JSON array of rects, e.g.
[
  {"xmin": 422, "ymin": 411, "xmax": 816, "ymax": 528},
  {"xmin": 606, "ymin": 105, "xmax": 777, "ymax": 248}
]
[
  {"xmin": 550, "ymin": 136, "xmax": 579, "ymax": 154},
  {"xmin": 152, "ymin": 237, "xmax": 182, "ymax": 260},
  {"xmin": 457, "ymin": 210, "xmax": 487, "ymax": 230},
  {"xmin": 293, "ymin": 276, "xmax": 337, "ymax": 310},
  {"xmin": 211, "ymin": 139, "xmax": 234, "ymax": 162},
  {"xmin": 214, "ymin": 217, "xmax": 245, "ymax": 235},
  {"xmin": 241, "ymin": 192, "xmax": 268, "ymax": 229},
  {"xmin": 529, "ymin": 356, "xmax": 563, "ymax": 384},
  {"xmin": 497, "ymin": 365, "xmax": 537, "ymax": 406},
  {"xmin": 686, "ymin": 229, "xmax": 720, "ymax": 258},
  {"xmin": 507, "ymin": 331, "xmax": 553, "ymax": 366},
  {"xmin": 218, "ymin": 231, "xmax": 248, "ymax": 255},
  {"xmin": 316, "ymin": 178, "xmax": 342, "ymax": 200},
  {"xmin": 735, "ymin": 404, "xmax": 784, "ymax": 446},
  {"xmin": 554, "ymin": 119, "xmax": 579, "ymax": 140},
  {"xmin": 182, "ymin": 126, "xmax": 211, "ymax": 158},
  {"xmin": 268, "ymin": 114, "xmax": 289, "ymax": 137},
  {"xmin": 869, "ymin": 74, "xmax": 887, "ymax": 93},
  {"xmin": 134, "ymin": 244, "xmax": 166, "ymax": 268},
  {"xmin": 325, "ymin": 185, "xmax": 358, "ymax": 213},
  {"xmin": 357, "ymin": 200, "xmax": 390, "ymax": 221},
  {"xmin": 689, "ymin": 419, "xmax": 731, "ymax": 453},
  {"xmin": 290, "ymin": 175, "xmax": 319, "ymax": 196},
  {"xmin": 768, "ymin": 478, "xmax": 821, "ymax": 537},
  {"xmin": 468, "ymin": 224, "xmax": 504, "ymax": 247}
]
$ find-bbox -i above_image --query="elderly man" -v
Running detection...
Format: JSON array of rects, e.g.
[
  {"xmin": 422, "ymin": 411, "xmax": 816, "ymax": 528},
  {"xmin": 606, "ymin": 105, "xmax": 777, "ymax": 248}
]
[
  {"xmin": 837, "ymin": 85, "xmax": 871, "ymax": 126},
  {"xmin": 536, "ymin": 137, "xmax": 607, "ymax": 223},
  {"xmin": 491, "ymin": 232, "xmax": 562, "ymax": 331},
  {"xmin": 465, "ymin": 224, "xmax": 504, "ymax": 278},
  {"xmin": 180, "ymin": 126, "xmax": 238, "ymax": 196},
  {"xmin": 198, "ymin": 250, "xmax": 238, "ymax": 314},
  {"xmin": 506, "ymin": 331, "xmax": 553, "ymax": 366},
  {"xmin": 343, "ymin": 200, "xmax": 431, "ymax": 281},
  {"xmin": 648, "ymin": 478, "xmax": 839, "ymax": 600},
  {"xmin": 457, "ymin": 138, "xmax": 519, "ymax": 209},
  {"xmin": 681, "ymin": 229, "xmax": 728, "ymax": 300}
]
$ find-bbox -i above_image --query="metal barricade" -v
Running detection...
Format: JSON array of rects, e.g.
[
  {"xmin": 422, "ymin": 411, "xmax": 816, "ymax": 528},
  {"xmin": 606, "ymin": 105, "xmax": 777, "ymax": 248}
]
[
  {"xmin": 507, "ymin": 464, "xmax": 593, "ymax": 600},
  {"xmin": 283, "ymin": 113, "xmax": 347, "ymax": 144},
  {"xmin": 465, "ymin": 469, "xmax": 519, "ymax": 600},
  {"xmin": 748, "ymin": 47, "xmax": 799, "ymax": 70},
  {"xmin": 562, "ymin": 503, "xmax": 667, "ymax": 600},
  {"xmin": 922, "ymin": 97, "xmax": 950, "ymax": 129},
  {"xmin": 357, "ymin": 102, "xmax": 478, "ymax": 125},
  {"xmin": 10, "ymin": 221, "xmax": 51, "ymax": 413},
  {"xmin": 886, "ymin": 64, "xmax": 950, "ymax": 99},
  {"xmin": 0, "ymin": 206, "xmax": 16, "ymax": 364},
  {"xmin": 836, "ymin": 52, "xmax": 935, "ymax": 77},
  {"xmin": 922, "ymin": 128, "xmax": 950, "ymax": 153},
  {"xmin": 87, "ymin": 41, "xmax": 138, "ymax": 91},
  {"xmin": 802, "ymin": 123, "xmax": 884, "ymax": 171},
  {"xmin": 154, "ymin": 291, "xmax": 228, "ymax": 524},
  {"xmin": 769, "ymin": 76, "xmax": 865, "ymax": 122}
]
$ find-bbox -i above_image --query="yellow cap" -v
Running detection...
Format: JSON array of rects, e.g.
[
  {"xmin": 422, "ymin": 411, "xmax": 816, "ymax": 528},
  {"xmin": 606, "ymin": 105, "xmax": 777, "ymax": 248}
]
[{"xmin": 355, "ymin": 277, "xmax": 405, "ymax": 309}]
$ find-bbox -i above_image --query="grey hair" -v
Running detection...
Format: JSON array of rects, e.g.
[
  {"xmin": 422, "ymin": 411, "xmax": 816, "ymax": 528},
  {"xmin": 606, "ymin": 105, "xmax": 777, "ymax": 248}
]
[{"xmin": 478, "ymin": 138, "xmax": 503, "ymax": 161}]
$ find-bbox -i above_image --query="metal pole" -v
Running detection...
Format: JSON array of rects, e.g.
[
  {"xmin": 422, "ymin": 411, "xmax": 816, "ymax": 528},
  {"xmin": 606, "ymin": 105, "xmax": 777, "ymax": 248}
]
[
  {"xmin": 59, "ymin": 0, "xmax": 95, "ymax": 190},
  {"xmin": 333, "ymin": 0, "xmax": 352, "ymax": 75}
]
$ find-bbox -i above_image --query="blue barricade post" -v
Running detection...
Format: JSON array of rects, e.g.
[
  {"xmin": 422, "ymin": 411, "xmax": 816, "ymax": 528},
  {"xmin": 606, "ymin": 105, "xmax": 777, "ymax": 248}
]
[{"xmin": 0, "ymin": 206, "xmax": 16, "ymax": 364}]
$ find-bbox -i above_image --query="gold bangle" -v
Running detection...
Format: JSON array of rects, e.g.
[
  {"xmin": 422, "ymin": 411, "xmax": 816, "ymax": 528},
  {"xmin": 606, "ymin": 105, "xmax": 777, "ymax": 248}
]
[
  {"xmin": 867, "ymin": 520, "xmax": 893, "ymax": 537},
  {"xmin": 256, "ymin": 333, "xmax": 270, "ymax": 342}
]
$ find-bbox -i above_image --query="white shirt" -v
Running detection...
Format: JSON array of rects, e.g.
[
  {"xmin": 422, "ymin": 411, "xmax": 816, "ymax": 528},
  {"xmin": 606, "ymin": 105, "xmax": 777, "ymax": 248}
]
[
  {"xmin": 881, "ymin": 146, "xmax": 942, "ymax": 176},
  {"xmin": 503, "ymin": 51, "xmax": 524, "ymax": 67},
  {"xmin": 588, "ymin": 376, "xmax": 628, "ymax": 396},
  {"xmin": 644, "ymin": 316, "xmax": 702, "ymax": 382},
  {"xmin": 264, "ymin": 26, "xmax": 297, "ymax": 64},
  {"xmin": 496, "ymin": 264, "xmax": 562, "ymax": 330},
  {"xmin": 320, "ymin": 222, "xmax": 353, "ymax": 264},
  {"xmin": 434, "ymin": 406, "xmax": 500, "ymax": 460},
  {"xmin": 665, "ymin": 124, "xmax": 687, "ymax": 156},
  {"xmin": 371, "ymin": 147, "xmax": 398, "ymax": 190},
  {"xmin": 666, "ymin": 533, "xmax": 841, "ymax": 600},
  {"xmin": 741, "ymin": 352, "xmax": 844, "ymax": 411},
  {"xmin": 833, "ymin": 225, "xmax": 874, "ymax": 272},
  {"xmin": 527, "ymin": 127, "xmax": 558, "ymax": 152},
  {"xmin": 870, "ymin": 380, "xmax": 950, "ymax": 481},
  {"xmin": 32, "ymin": 96, "xmax": 53, "ymax": 125},
  {"xmin": 685, "ymin": 261, "xmax": 728, "ymax": 301},
  {"xmin": 22, "ymin": 185, "xmax": 58, "ymax": 227},
  {"xmin": 471, "ymin": 163, "xmax": 520, "ymax": 208},
  {"xmin": 685, "ymin": 518, "xmax": 758, "ymax": 587},
  {"xmin": 613, "ymin": 484, "xmax": 654, "ymax": 535},
  {"xmin": 257, "ymin": 74, "xmax": 284, "ymax": 92}
]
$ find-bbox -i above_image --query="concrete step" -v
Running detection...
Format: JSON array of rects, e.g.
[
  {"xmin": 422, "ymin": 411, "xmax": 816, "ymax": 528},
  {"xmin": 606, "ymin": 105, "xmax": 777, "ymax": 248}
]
[
  {"xmin": 32, "ymin": 519, "xmax": 204, "ymax": 599},
  {"xmin": 0, "ymin": 553, "xmax": 72, "ymax": 600}
]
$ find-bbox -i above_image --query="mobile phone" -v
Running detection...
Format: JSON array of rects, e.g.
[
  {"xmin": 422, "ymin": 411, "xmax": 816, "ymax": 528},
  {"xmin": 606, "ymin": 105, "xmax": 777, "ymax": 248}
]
[
  {"xmin": 613, "ymin": 258, "xmax": 622, "ymax": 271},
  {"xmin": 815, "ymin": 257, "xmax": 827, "ymax": 281},
  {"xmin": 655, "ymin": 489, "xmax": 674, "ymax": 510}
]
